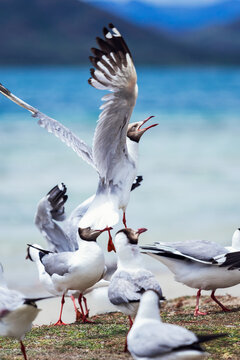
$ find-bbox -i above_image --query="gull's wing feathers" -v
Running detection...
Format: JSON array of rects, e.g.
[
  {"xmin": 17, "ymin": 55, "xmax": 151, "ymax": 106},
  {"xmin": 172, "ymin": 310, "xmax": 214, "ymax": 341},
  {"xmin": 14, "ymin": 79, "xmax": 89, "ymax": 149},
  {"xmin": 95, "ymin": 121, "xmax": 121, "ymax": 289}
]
[
  {"xmin": 0, "ymin": 83, "xmax": 95, "ymax": 169},
  {"xmin": 213, "ymin": 251, "xmax": 240, "ymax": 270},
  {"xmin": 89, "ymin": 24, "xmax": 138, "ymax": 180},
  {"xmin": 108, "ymin": 270, "xmax": 162, "ymax": 305},
  {"xmin": 129, "ymin": 321, "xmax": 199, "ymax": 358},
  {"xmin": 35, "ymin": 184, "xmax": 78, "ymax": 252},
  {"xmin": 0, "ymin": 287, "xmax": 25, "ymax": 314},
  {"xmin": 40, "ymin": 251, "xmax": 73, "ymax": 277},
  {"xmin": 141, "ymin": 240, "xmax": 227, "ymax": 265},
  {"xmin": 108, "ymin": 271, "xmax": 142, "ymax": 305}
]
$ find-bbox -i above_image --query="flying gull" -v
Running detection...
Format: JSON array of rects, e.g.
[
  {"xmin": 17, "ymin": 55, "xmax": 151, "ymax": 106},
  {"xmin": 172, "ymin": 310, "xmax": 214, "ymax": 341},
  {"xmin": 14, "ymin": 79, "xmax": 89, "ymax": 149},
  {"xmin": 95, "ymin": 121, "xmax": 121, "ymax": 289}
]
[{"xmin": 0, "ymin": 24, "xmax": 158, "ymax": 251}]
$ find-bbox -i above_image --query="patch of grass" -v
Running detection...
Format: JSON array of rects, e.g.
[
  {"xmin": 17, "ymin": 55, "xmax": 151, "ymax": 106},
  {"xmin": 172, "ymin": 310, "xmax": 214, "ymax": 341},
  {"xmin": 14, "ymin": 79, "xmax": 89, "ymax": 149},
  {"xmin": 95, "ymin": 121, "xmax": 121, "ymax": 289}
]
[{"xmin": 0, "ymin": 296, "xmax": 239, "ymax": 359}]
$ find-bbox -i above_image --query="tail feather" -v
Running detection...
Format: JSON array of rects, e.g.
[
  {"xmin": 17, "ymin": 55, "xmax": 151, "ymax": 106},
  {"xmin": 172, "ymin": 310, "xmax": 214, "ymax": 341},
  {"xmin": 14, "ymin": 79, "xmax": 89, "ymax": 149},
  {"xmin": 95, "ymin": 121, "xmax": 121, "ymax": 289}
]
[{"xmin": 79, "ymin": 194, "xmax": 119, "ymax": 230}]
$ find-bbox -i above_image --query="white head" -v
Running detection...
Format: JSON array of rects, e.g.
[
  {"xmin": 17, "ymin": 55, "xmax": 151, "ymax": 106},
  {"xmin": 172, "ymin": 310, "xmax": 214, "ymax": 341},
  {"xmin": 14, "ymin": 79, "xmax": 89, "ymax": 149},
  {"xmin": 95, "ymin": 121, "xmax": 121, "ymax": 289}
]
[
  {"xmin": 114, "ymin": 227, "xmax": 147, "ymax": 267},
  {"xmin": 231, "ymin": 229, "xmax": 240, "ymax": 250},
  {"xmin": 135, "ymin": 290, "xmax": 162, "ymax": 321}
]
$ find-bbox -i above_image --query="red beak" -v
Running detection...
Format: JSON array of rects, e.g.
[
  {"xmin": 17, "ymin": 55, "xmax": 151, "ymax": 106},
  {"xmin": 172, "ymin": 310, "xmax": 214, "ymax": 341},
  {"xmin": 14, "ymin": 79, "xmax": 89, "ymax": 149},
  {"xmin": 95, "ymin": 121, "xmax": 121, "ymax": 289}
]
[
  {"xmin": 136, "ymin": 228, "xmax": 148, "ymax": 234},
  {"xmin": 138, "ymin": 116, "xmax": 158, "ymax": 131}
]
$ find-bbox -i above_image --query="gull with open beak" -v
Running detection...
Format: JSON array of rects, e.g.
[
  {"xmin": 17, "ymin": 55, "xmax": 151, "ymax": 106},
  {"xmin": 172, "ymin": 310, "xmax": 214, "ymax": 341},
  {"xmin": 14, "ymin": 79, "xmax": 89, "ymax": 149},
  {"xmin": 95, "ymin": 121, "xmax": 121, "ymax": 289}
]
[{"xmin": 0, "ymin": 24, "xmax": 158, "ymax": 252}]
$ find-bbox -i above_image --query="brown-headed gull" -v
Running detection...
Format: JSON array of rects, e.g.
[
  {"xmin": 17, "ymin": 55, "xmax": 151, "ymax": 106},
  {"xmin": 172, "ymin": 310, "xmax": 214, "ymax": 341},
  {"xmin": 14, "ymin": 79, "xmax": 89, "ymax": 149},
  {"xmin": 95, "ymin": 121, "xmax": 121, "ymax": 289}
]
[
  {"xmin": 108, "ymin": 228, "xmax": 163, "ymax": 351},
  {"xmin": 0, "ymin": 264, "xmax": 50, "ymax": 360},
  {"xmin": 27, "ymin": 227, "xmax": 107, "ymax": 325},
  {"xmin": 127, "ymin": 289, "xmax": 225, "ymax": 360},
  {"xmin": 0, "ymin": 24, "xmax": 157, "ymax": 252},
  {"xmin": 141, "ymin": 229, "xmax": 240, "ymax": 316}
]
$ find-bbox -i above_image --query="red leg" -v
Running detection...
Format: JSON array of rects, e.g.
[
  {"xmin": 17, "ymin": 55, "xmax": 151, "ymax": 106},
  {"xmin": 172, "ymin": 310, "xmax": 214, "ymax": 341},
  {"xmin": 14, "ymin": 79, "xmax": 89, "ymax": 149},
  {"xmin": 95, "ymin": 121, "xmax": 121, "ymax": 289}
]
[
  {"xmin": 78, "ymin": 294, "xmax": 93, "ymax": 323},
  {"xmin": 211, "ymin": 291, "xmax": 231, "ymax": 312},
  {"xmin": 124, "ymin": 316, "xmax": 134, "ymax": 352},
  {"xmin": 71, "ymin": 295, "xmax": 83, "ymax": 321},
  {"xmin": 20, "ymin": 340, "xmax": 27, "ymax": 360},
  {"xmin": 107, "ymin": 228, "xmax": 116, "ymax": 253},
  {"xmin": 194, "ymin": 289, "xmax": 207, "ymax": 316},
  {"xmin": 54, "ymin": 294, "xmax": 67, "ymax": 325},
  {"xmin": 122, "ymin": 211, "xmax": 127, "ymax": 228}
]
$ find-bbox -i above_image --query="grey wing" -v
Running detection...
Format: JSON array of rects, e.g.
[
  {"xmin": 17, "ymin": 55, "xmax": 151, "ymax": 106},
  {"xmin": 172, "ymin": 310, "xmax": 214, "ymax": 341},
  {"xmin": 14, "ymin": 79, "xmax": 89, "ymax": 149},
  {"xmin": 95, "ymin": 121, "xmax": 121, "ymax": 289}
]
[
  {"xmin": 40, "ymin": 252, "xmax": 73, "ymax": 276},
  {"xmin": 89, "ymin": 24, "xmax": 138, "ymax": 180},
  {"xmin": 108, "ymin": 272, "xmax": 142, "ymax": 305},
  {"xmin": 35, "ymin": 185, "xmax": 77, "ymax": 252},
  {"xmin": 129, "ymin": 322, "xmax": 198, "ymax": 358},
  {"xmin": 133, "ymin": 270, "xmax": 163, "ymax": 298},
  {"xmin": 0, "ymin": 83, "xmax": 95, "ymax": 169},
  {"xmin": 170, "ymin": 240, "xmax": 228, "ymax": 261},
  {"xmin": 141, "ymin": 240, "xmax": 227, "ymax": 265},
  {"xmin": 0, "ymin": 288, "xmax": 24, "ymax": 314},
  {"xmin": 213, "ymin": 251, "xmax": 240, "ymax": 270}
]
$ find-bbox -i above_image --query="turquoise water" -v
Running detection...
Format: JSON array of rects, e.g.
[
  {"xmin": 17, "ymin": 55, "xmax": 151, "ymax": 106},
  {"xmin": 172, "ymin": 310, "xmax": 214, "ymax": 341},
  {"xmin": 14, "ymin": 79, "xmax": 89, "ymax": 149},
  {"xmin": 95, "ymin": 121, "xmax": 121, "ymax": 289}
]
[{"xmin": 1, "ymin": 66, "xmax": 240, "ymax": 288}]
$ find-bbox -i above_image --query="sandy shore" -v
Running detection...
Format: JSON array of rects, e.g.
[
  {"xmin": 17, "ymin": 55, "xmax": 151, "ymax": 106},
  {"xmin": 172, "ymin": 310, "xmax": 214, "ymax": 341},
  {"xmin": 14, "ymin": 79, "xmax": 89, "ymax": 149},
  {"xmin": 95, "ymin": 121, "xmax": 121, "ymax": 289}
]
[{"xmin": 33, "ymin": 268, "xmax": 240, "ymax": 326}]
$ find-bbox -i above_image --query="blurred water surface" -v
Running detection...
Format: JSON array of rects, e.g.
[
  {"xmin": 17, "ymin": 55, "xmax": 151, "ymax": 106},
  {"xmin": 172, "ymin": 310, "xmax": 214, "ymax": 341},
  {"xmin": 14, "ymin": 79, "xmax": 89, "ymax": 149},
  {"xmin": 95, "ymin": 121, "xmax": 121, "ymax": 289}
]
[{"xmin": 1, "ymin": 66, "xmax": 240, "ymax": 289}]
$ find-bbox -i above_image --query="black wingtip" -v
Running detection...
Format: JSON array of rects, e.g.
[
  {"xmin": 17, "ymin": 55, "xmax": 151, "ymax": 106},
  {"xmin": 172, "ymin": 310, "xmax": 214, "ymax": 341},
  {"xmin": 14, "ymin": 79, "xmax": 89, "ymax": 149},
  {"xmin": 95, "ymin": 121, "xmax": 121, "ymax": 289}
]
[
  {"xmin": 103, "ymin": 27, "xmax": 109, "ymax": 36},
  {"xmin": 197, "ymin": 333, "xmax": 227, "ymax": 343},
  {"xmin": 0, "ymin": 83, "xmax": 11, "ymax": 96}
]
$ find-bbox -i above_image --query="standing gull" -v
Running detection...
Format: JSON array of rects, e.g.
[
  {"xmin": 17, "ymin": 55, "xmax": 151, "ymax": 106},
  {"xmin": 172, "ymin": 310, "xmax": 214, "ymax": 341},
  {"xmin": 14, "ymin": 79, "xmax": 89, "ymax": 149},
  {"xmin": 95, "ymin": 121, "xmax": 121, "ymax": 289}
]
[
  {"xmin": 141, "ymin": 229, "xmax": 240, "ymax": 316},
  {"xmin": 108, "ymin": 228, "xmax": 164, "ymax": 351},
  {"xmin": 127, "ymin": 289, "xmax": 225, "ymax": 360},
  {"xmin": 0, "ymin": 264, "xmax": 49, "ymax": 360},
  {"xmin": 27, "ymin": 226, "xmax": 107, "ymax": 325},
  {"xmin": 0, "ymin": 24, "xmax": 158, "ymax": 251}
]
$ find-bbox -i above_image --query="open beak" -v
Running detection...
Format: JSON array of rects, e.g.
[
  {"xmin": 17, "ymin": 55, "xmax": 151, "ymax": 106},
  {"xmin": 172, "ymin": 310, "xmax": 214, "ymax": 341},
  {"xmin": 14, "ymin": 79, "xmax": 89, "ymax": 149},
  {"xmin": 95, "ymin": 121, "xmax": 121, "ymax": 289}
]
[
  {"xmin": 138, "ymin": 116, "xmax": 158, "ymax": 132},
  {"xmin": 136, "ymin": 228, "xmax": 148, "ymax": 235}
]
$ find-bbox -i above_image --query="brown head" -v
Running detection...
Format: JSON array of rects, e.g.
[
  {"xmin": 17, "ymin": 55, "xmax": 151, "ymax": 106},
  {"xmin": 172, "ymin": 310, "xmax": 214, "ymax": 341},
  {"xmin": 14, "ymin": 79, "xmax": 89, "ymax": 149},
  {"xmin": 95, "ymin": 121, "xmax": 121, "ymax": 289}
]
[
  {"xmin": 115, "ymin": 227, "xmax": 147, "ymax": 247},
  {"xmin": 78, "ymin": 227, "xmax": 110, "ymax": 242},
  {"xmin": 127, "ymin": 116, "xmax": 158, "ymax": 143}
]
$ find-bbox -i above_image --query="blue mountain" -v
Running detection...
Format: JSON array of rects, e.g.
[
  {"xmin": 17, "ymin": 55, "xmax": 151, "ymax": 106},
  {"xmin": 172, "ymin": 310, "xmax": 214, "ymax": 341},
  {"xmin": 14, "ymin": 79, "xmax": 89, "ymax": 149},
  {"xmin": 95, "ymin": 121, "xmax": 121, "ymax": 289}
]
[{"xmin": 90, "ymin": 0, "xmax": 240, "ymax": 31}]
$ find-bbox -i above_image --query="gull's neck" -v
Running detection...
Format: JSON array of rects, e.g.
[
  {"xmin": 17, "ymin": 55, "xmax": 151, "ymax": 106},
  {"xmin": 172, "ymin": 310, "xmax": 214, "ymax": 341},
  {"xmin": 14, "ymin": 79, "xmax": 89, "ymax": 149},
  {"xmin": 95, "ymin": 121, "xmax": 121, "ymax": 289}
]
[
  {"xmin": 127, "ymin": 137, "xmax": 139, "ymax": 164},
  {"xmin": 117, "ymin": 245, "xmax": 143, "ymax": 270},
  {"xmin": 135, "ymin": 290, "xmax": 161, "ymax": 322},
  {"xmin": 231, "ymin": 230, "xmax": 240, "ymax": 250}
]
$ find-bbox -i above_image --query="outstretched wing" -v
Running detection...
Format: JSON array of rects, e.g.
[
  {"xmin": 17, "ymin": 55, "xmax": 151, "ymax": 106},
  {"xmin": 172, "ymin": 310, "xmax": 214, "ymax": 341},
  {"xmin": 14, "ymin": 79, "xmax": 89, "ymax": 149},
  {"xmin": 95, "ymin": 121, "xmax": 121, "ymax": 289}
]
[
  {"xmin": 89, "ymin": 23, "xmax": 138, "ymax": 181},
  {"xmin": 0, "ymin": 83, "xmax": 95, "ymax": 169},
  {"xmin": 141, "ymin": 240, "xmax": 228, "ymax": 265}
]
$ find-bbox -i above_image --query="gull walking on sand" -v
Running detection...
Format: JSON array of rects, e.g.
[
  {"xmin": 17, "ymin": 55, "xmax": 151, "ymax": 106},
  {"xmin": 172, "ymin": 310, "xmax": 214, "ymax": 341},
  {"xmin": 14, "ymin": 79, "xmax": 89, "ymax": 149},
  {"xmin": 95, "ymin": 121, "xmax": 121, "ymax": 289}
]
[
  {"xmin": 0, "ymin": 264, "xmax": 50, "ymax": 360},
  {"xmin": 0, "ymin": 24, "xmax": 158, "ymax": 252},
  {"xmin": 127, "ymin": 289, "xmax": 226, "ymax": 360},
  {"xmin": 141, "ymin": 229, "xmax": 240, "ymax": 316}
]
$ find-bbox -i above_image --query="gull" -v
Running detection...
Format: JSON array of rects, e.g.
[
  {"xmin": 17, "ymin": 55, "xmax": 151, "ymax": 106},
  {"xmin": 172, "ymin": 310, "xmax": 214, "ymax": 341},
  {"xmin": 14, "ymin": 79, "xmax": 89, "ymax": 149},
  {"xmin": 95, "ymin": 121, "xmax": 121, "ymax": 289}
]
[
  {"xmin": 108, "ymin": 227, "xmax": 164, "ymax": 351},
  {"xmin": 0, "ymin": 263, "xmax": 49, "ymax": 360},
  {"xmin": 0, "ymin": 24, "xmax": 158, "ymax": 251},
  {"xmin": 34, "ymin": 182, "xmax": 130, "ymax": 321},
  {"xmin": 27, "ymin": 226, "xmax": 107, "ymax": 325},
  {"xmin": 141, "ymin": 229, "xmax": 240, "ymax": 316},
  {"xmin": 127, "ymin": 289, "xmax": 225, "ymax": 360},
  {"xmin": 35, "ymin": 178, "xmax": 143, "ymax": 253}
]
